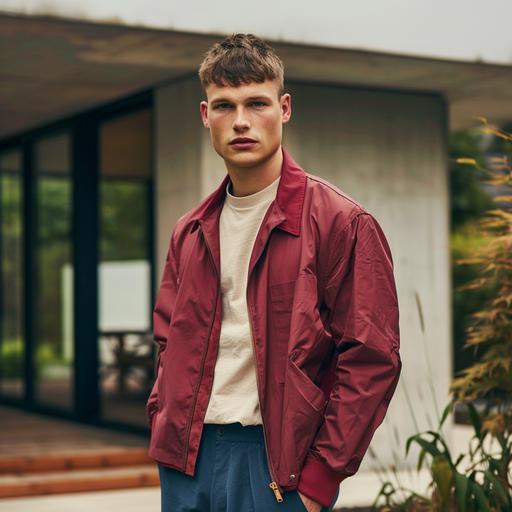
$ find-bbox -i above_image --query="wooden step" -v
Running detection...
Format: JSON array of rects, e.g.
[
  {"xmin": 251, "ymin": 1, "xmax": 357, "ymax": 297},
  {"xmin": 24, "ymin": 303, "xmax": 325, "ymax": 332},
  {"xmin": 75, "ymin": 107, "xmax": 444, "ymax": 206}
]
[
  {"xmin": 0, "ymin": 448, "xmax": 153, "ymax": 475},
  {"xmin": 0, "ymin": 464, "xmax": 159, "ymax": 498}
]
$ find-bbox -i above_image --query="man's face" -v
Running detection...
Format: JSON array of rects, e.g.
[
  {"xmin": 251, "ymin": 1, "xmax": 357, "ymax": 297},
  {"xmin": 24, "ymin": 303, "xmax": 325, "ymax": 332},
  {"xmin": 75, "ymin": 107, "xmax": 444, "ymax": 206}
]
[{"xmin": 199, "ymin": 79, "xmax": 291, "ymax": 170}]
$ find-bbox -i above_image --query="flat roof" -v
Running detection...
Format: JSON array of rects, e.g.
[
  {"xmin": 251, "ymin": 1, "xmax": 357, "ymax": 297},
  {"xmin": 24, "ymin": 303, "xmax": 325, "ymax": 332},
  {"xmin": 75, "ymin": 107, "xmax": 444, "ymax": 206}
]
[{"xmin": 1, "ymin": 13, "xmax": 512, "ymax": 139}]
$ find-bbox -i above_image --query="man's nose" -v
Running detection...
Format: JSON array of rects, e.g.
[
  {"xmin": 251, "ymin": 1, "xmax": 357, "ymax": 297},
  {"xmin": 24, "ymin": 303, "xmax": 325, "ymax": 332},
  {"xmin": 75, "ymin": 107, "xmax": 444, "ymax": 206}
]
[{"xmin": 232, "ymin": 107, "xmax": 250, "ymax": 131}]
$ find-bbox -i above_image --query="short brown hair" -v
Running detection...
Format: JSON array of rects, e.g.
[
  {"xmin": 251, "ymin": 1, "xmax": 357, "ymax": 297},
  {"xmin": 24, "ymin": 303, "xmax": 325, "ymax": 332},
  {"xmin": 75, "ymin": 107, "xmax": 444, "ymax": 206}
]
[{"xmin": 198, "ymin": 33, "xmax": 285, "ymax": 97}]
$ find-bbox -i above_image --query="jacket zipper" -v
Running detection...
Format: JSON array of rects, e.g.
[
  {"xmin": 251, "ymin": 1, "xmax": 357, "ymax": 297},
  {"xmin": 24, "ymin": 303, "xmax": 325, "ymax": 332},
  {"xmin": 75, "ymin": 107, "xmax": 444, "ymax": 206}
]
[
  {"xmin": 193, "ymin": 219, "xmax": 284, "ymax": 502},
  {"xmin": 182, "ymin": 224, "xmax": 220, "ymax": 473},
  {"xmin": 246, "ymin": 281, "xmax": 284, "ymax": 503}
]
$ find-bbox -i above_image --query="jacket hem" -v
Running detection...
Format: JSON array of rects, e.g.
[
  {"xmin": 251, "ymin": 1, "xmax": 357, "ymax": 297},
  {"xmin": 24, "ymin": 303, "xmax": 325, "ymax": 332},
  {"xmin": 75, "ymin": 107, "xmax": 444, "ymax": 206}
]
[{"xmin": 148, "ymin": 446, "xmax": 188, "ymax": 475}]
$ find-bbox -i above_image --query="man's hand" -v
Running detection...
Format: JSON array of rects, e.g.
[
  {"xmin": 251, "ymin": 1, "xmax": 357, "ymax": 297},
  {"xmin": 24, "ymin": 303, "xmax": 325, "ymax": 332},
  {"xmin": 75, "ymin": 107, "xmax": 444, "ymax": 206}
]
[{"xmin": 298, "ymin": 491, "xmax": 322, "ymax": 512}]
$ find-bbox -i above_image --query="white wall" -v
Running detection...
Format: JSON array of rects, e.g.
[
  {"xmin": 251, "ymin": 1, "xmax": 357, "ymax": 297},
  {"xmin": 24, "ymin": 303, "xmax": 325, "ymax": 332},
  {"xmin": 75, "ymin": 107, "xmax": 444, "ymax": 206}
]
[
  {"xmin": 2, "ymin": 0, "xmax": 512, "ymax": 65},
  {"xmin": 154, "ymin": 78, "xmax": 222, "ymax": 266},
  {"xmin": 154, "ymin": 76, "xmax": 452, "ymax": 505}
]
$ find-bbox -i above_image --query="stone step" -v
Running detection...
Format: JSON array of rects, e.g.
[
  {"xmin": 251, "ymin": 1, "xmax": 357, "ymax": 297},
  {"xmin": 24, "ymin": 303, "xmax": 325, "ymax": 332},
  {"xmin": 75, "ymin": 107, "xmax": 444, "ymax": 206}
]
[
  {"xmin": 0, "ymin": 464, "xmax": 159, "ymax": 498},
  {"xmin": 0, "ymin": 448, "xmax": 153, "ymax": 474}
]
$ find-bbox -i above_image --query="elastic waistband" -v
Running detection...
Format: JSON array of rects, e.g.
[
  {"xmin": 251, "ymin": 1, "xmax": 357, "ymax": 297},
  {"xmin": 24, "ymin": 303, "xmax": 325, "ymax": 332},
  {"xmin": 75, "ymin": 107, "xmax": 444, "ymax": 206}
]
[{"xmin": 203, "ymin": 422, "xmax": 264, "ymax": 443}]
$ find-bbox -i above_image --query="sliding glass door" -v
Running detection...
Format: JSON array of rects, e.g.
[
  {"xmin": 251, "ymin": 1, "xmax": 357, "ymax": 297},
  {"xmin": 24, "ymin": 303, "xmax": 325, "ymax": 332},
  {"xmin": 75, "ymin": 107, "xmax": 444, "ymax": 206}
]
[
  {"xmin": 0, "ymin": 93, "xmax": 153, "ymax": 430},
  {"xmin": 0, "ymin": 148, "xmax": 24, "ymax": 398},
  {"xmin": 33, "ymin": 131, "xmax": 74, "ymax": 410},
  {"xmin": 98, "ymin": 108, "xmax": 153, "ymax": 426}
]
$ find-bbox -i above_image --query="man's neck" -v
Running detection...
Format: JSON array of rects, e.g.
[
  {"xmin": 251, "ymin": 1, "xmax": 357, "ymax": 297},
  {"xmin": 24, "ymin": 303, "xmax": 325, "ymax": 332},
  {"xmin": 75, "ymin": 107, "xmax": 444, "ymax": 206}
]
[{"xmin": 226, "ymin": 146, "xmax": 283, "ymax": 197}]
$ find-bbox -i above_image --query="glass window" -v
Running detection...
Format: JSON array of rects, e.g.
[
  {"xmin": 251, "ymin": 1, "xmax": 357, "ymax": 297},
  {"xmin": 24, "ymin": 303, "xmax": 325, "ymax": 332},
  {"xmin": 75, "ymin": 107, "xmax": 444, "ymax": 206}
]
[
  {"xmin": 98, "ymin": 109, "xmax": 153, "ymax": 426},
  {"xmin": 0, "ymin": 148, "xmax": 24, "ymax": 398},
  {"xmin": 34, "ymin": 131, "xmax": 74, "ymax": 409}
]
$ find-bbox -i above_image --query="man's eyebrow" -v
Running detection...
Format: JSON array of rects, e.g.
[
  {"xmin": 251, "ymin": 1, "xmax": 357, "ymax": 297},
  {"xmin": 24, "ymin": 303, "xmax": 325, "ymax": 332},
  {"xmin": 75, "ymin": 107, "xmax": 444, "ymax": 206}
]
[
  {"xmin": 246, "ymin": 95, "xmax": 272, "ymax": 101},
  {"xmin": 210, "ymin": 95, "xmax": 272, "ymax": 104}
]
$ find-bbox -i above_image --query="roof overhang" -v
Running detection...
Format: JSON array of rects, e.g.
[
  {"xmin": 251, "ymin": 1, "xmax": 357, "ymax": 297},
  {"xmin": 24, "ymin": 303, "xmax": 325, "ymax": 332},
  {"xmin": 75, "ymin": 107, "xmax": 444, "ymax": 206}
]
[{"xmin": 1, "ymin": 12, "xmax": 512, "ymax": 139}]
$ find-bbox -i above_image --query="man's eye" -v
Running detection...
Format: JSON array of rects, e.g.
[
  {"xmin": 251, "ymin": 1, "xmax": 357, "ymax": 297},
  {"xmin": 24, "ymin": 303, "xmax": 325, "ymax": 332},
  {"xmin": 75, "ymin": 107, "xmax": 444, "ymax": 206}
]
[
  {"xmin": 251, "ymin": 101, "xmax": 266, "ymax": 107},
  {"xmin": 214, "ymin": 103, "xmax": 232, "ymax": 109}
]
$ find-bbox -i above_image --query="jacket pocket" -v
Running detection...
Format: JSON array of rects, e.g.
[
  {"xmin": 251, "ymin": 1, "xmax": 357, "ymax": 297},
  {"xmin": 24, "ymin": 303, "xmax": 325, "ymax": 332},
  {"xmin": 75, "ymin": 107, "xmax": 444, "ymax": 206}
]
[
  {"xmin": 156, "ymin": 350, "xmax": 166, "ymax": 408},
  {"xmin": 289, "ymin": 357, "xmax": 327, "ymax": 412},
  {"xmin": 150, "ymin": 409, "xmax": 158, "ymax": 432},
  {"xmin": 282, "ymin": 354, "xmax": 328, "ymax": 474}
]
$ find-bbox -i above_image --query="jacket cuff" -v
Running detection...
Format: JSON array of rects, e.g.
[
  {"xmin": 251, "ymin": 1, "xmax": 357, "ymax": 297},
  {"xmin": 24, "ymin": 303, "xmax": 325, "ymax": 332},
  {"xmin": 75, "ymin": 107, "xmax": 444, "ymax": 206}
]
[{"xmin": 297, "ymin": 454, "xmax": 346, "ymax": 508}]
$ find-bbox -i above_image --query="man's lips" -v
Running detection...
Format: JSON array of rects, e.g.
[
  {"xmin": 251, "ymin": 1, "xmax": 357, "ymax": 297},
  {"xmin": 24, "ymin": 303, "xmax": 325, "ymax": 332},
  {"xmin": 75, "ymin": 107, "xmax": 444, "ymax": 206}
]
[
  {"xmin": 229, "ymin": 138, "xmax": 258, "ymax": 150},
  {"xmin": 229, "ymin": 138, "xmax": 257, "ymax": 144}
]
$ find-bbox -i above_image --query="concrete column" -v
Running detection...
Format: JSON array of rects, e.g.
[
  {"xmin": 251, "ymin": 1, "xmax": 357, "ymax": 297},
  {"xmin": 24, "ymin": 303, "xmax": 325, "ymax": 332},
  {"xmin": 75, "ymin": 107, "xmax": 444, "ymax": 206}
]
[{"xmin": 154, "ymin": 77, "xmax": 225, "ymax": 273}]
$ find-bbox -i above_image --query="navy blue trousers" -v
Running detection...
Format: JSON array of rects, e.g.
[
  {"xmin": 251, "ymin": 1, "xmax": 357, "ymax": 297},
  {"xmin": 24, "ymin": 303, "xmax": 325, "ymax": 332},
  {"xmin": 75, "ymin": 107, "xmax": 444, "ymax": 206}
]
[{"xmin": 158, "ymin": 422, "xmax": 340, "ymax": 512}]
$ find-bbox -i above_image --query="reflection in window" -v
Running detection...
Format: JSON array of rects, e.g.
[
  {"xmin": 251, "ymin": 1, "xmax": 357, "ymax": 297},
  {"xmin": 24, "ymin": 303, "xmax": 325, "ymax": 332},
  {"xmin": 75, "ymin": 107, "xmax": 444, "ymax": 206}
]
[
  {"xmin": 98, "ymin": 109, "xmax": 153, "ymax": 426},
  {"xmin": 34, "ymin": 132, "xmax": 74, "ymax": 409},
  {"xmin": 0, "ymin": 149, "xmax": 24, "ymax": 397}
]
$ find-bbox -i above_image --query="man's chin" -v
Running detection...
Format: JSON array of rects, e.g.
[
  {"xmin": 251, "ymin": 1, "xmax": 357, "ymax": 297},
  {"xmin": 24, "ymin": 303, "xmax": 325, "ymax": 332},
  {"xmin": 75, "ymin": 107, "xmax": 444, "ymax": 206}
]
[{"xmin": 222, "ymin": 150, "xmax": 266, "ymax": 169}]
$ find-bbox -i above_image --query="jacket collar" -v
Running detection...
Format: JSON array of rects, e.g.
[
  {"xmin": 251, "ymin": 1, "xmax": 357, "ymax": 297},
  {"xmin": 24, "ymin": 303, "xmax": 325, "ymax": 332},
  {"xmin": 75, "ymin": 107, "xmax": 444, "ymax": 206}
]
[{"xmin": 190, "ymin": 146, "xmax": 306, "ymax": 237}]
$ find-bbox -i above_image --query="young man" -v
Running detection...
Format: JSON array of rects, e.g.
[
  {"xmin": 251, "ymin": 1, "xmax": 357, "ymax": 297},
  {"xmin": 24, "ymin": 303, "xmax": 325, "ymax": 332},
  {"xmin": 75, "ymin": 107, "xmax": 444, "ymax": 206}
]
[{"xmin": 146, "ymin": 33, "xmax": 402, "ymax": 512}]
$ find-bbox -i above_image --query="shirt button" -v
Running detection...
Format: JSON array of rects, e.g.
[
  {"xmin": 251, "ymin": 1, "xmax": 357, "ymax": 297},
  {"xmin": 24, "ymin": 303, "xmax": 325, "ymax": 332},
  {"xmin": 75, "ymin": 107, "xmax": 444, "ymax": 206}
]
[{"xmin": 290, "ymin": 474, "xmax": 296, "ymax": 480}]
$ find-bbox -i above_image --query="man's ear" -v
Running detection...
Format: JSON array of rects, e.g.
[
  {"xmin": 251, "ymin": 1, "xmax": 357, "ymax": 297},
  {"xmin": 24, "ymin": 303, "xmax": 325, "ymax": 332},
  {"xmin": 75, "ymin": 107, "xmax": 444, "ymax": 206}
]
[
  {"xmin": 281, "ymin": 93, "xmax": 291, "ymax": 124},
  {"xmin": 199, "ymin": 100, "xmax": 209, "ymax": 128}
]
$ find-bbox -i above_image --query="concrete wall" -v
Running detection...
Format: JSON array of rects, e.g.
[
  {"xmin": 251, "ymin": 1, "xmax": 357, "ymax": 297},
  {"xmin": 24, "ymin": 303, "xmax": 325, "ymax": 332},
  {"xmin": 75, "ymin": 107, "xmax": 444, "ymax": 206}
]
[
  {"xmin": 154, "ymin": 76, "xmax": 452, "ymax": 502},
  {"xmin": 284, "ymin": 82, "xmax": 452, "ymax": 478},
  {"xmin": 154, "ymin": 78, "xmax": 225, "ymax": 266}
]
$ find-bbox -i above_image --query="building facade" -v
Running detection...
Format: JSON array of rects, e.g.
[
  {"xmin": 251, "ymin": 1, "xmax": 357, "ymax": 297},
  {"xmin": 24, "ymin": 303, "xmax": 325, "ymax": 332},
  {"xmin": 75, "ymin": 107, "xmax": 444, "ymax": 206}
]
[{"xmin": 1, "ymin": 1, "xmax": 512, "ymax": 505}]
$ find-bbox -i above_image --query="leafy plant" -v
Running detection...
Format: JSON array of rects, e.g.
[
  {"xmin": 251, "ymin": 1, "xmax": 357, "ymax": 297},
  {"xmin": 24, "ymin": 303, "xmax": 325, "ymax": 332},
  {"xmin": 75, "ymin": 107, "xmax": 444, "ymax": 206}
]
[{"xmin": 373, "ymin": 120, "xmax": 512, "ymax": 511}]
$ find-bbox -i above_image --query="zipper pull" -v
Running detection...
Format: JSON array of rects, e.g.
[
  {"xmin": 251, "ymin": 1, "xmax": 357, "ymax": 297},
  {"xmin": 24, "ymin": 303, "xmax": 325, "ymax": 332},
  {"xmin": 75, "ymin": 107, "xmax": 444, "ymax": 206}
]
[{"xmin": 269, "ymin": 481, "xmax": 283, "ymax": 502}]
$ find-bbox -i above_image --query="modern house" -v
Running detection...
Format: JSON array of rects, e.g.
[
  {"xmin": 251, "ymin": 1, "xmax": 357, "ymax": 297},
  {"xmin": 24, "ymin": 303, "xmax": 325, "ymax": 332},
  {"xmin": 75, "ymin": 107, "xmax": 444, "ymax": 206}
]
[{"xmin": 1, "ymin": 1, "xmax": 511, "ymax": 506}]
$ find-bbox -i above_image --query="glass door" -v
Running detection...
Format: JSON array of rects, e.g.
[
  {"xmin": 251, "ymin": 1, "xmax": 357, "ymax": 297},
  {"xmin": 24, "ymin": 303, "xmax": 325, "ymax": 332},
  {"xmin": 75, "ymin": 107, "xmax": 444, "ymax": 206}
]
[
  {"xmin": 98, "ymin": 108, "xmax": 153, "ymax": 426},
  {"xmin": 33, "ymin": 131, "xmax": 74, "ymax": 410},
  {"xmin": 0, "ymin": 148, "xmax": 24, "ymax": 398}
]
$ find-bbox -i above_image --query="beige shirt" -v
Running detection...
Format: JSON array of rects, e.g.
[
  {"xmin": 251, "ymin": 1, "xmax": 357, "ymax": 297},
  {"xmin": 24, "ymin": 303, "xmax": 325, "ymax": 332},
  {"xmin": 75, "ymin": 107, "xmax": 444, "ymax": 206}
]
[{"xmin": 204, "ymin": 173, "xmax": 281, "ymax": 426}]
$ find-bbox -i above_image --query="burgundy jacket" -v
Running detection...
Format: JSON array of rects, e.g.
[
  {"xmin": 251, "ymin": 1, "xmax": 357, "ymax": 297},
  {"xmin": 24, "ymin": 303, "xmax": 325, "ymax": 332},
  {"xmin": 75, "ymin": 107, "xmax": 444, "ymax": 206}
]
[{"xmin": 146, "ymin": 146, "xmax": 401, "ymax": 508}]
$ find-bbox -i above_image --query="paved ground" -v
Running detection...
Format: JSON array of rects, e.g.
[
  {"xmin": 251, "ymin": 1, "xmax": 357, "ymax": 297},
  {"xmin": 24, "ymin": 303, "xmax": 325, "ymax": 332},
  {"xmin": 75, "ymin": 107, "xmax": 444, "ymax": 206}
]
[{"xmin": 0, "ymin": 487, "xmax": 160, "ymax": 512}]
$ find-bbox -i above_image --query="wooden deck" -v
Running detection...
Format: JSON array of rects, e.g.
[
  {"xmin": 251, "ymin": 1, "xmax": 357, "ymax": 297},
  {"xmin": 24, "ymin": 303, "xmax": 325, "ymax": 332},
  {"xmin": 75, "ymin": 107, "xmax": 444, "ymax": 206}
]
[{"xmin": 0, "ymin": 405, "xmax": 158, "ymax": 499}]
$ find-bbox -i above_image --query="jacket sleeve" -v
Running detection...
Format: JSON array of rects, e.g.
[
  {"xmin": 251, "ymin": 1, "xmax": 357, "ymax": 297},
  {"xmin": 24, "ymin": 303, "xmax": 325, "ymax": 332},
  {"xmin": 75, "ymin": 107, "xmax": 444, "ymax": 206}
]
[
  {"xmin": 297, "ymin": 211, "xmax": 402, "ymax": 508},
  {"xmin": 145, "ymin": 228, "xmax": 180, "ymax": 427}
]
